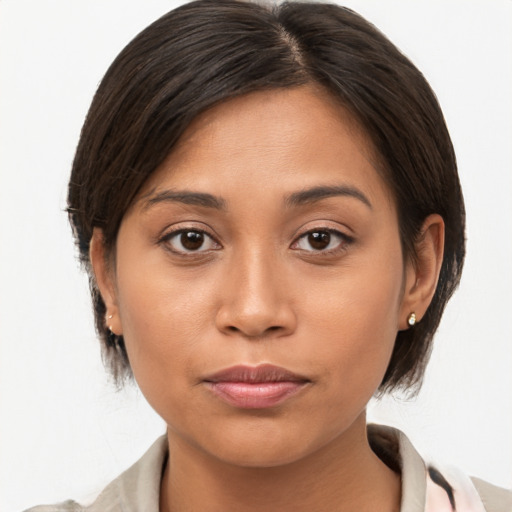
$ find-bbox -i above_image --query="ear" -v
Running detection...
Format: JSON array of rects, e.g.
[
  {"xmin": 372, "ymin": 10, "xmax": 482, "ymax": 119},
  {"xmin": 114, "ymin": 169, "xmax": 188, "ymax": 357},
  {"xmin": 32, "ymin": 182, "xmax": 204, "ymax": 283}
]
[
  {"xmin": 89, "ymin": 228, "xmax": 123, "ymax": 335},
  {"xmin": 399, "ymin": 214, "xmax": 445, "ymax": 330}
]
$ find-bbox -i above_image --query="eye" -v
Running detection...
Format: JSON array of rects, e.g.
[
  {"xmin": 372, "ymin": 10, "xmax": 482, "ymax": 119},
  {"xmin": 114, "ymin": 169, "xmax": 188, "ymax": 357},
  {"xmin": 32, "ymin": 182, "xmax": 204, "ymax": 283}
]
[
  {"xmin": 292, "ymin": 229, "xmax": 351, "ymax": 253},
  {"xmin": 162, "ymin": 229, "xmax": 220, "ymax": 254}
]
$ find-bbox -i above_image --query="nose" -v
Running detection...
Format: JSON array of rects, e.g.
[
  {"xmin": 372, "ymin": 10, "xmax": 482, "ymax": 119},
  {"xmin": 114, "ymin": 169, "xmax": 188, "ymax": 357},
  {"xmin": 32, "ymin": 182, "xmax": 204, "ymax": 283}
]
[{"xmin": 215, "ymin": 248, "xmax": 297, "ymax": 339}]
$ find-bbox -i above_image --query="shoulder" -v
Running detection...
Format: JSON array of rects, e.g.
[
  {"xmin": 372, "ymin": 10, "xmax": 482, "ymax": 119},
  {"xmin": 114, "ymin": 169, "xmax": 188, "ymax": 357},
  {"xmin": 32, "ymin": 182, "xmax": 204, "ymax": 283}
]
[
  {"xmin": 368, "ymin": 424, "xmax": 512, "ymax": 512},
  {"xmin": 425, "ymin": 464, "xmax": 512, "ymax": 512},
  {"xmin": 23, "ymin": 501, "xmax": 83, "ymax": 512},
  {"xmin": 23, "ymin": 435, "xmax": 168, "ymax": 512},
  {"xmin": 471, "ymin": 476, "xmax": 512, "ymax": 512}
]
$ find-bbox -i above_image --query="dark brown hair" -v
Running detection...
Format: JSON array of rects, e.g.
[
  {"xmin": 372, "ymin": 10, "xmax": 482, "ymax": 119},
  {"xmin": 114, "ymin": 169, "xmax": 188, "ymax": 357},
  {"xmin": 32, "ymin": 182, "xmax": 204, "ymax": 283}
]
[{"xmin": 68, "ymin": 0, "xmax": 465, "ymax": 393}]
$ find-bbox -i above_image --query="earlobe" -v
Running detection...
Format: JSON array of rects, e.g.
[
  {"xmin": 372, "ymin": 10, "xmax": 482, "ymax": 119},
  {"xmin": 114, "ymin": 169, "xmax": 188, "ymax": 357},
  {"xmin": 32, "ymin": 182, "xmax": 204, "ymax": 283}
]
[
  {"xmin": 399, "ymin": 214, "xmax": 445, "ymax": 330},
  {"xmin": 89, "ymin": 228, "xmax": 123, "ymax": 335}
]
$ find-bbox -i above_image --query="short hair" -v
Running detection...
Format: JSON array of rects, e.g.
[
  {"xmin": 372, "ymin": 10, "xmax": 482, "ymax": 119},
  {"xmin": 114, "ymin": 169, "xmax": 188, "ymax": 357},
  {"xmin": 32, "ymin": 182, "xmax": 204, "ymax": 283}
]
[{"xmin": 68, "ymin": 0, "xmax": 465, "ymax": 393}]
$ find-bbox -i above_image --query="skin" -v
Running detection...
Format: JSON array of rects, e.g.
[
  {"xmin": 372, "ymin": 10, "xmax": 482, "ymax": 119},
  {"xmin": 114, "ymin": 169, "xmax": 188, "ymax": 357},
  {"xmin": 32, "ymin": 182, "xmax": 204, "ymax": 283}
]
[{"xmin": 91, "ymin": 85, "xmax": 444, "ymax": 512}]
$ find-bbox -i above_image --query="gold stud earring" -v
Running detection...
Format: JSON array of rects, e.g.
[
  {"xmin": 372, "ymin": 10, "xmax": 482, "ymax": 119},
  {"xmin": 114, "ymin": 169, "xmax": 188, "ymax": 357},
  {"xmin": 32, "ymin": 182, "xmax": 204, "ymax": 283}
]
[
  {"xmin": 407, "ymin": 312, "xmax": 417, "ymax": 327},
  {"xmin": 107, "ymin": 314, "xmax": 113, "ymax": 332}
]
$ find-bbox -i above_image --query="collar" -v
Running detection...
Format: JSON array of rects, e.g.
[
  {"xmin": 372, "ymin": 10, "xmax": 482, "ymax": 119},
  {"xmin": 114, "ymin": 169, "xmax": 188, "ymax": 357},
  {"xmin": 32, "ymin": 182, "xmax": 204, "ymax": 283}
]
[{"xmin": 368, "ymin": 424, "xmax": 427, "ymax": 511}]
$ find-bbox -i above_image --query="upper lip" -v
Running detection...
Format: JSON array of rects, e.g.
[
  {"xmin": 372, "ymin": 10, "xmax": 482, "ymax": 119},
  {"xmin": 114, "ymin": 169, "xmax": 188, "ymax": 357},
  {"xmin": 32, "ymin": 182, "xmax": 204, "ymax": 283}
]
[{"xmin": 203, "ymin": 364, "xmax": 310, "ymax": 383}]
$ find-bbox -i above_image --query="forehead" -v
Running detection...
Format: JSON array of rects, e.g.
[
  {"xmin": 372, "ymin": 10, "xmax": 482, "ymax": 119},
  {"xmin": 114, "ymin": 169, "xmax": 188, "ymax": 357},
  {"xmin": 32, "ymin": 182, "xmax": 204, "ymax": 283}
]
[{"xmin": 139, "ymin": 85, "xmax": 392, "ymax": 209}]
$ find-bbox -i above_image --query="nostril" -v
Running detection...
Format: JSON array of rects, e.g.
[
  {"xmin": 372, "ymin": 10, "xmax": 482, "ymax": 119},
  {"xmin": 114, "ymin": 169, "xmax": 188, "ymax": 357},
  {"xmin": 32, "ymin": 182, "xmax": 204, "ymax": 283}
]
[
  {"xmin": 224, "ymin": 324, "xmax": 282, "ymax": 337},
  {"xmin": 216, "ymin": 303, "xmax": 297, "ymax": 339}
]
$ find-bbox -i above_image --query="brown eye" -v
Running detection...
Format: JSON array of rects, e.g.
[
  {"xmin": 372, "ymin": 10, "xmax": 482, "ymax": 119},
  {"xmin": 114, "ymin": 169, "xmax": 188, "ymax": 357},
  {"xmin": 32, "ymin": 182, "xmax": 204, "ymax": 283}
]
[
  {"xmin": 308, "ymin": 231, "xmax": 331, "ymax": 250},
  {"xmin": 181, "ymin": 231, "xmax": 205, "ymax": 250},
  {"xmin": 293, "ymin": 229, "xmax": 351, "ymax": 253},
  {"xmin": 163, "ymin": 229, "xmax": 219, "ymax": 254}
]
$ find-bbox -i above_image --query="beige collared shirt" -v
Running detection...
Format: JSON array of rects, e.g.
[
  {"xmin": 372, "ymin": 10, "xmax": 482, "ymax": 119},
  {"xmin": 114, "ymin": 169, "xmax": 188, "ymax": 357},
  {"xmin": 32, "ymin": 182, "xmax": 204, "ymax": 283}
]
[{"xmin": 24, "ymin": 425, "xmax": 512, "ymax": 512}]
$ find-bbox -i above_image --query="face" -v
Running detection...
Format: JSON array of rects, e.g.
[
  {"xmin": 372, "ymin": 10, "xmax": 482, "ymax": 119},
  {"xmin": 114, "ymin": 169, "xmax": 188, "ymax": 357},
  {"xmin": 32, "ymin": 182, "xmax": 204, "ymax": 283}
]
[{"xmin": 103, "ymin": 86, "xmax": 413, "ymax": 467}]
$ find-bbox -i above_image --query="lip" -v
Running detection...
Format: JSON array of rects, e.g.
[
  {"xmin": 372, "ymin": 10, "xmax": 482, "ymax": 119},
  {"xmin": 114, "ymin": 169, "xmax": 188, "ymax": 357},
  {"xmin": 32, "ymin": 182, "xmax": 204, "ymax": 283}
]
[{"xmin": 203, "ymin": 364, "xmax": 310, "ymax": 409}]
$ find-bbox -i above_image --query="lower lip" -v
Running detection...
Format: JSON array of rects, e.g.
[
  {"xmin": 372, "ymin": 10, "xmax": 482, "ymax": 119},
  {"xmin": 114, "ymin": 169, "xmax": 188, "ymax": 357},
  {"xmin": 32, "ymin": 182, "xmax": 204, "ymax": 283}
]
[{"xmin": 205, "ymin": 381, "xmax": 307, "ymax": 409}]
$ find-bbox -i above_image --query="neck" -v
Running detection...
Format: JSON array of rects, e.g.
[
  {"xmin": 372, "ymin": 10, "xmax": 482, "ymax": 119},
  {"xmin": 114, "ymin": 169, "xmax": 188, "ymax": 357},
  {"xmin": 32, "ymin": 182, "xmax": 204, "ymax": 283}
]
[{"xmin": 160, "ymin": 414, "xmax": 401, "ymax": 512}]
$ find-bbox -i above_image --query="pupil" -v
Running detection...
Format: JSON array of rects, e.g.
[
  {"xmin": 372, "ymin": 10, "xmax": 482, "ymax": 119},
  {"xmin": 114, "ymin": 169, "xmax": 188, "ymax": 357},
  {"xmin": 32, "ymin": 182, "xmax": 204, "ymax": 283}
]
[
  {"xmin": 181, "ymin": 231, "xmax": 204, "ymax": 250},
  {"xmin": 308, "ymin": 231, "xmax": 330, "ymax": 250}
]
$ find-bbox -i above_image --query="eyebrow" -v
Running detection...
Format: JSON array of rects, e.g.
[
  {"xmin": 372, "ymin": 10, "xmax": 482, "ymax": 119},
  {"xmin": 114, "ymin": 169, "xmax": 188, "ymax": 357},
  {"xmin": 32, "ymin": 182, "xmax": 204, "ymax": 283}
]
[
  {"xmin": 140, "ymin": 184, "xmax": 371, "ymax": 212},
  {"xmin": 140, "ymin": 189, "xmax": 227, "ymax": 211},
  {"xmin": 285, "ymin": 185, "xmax": 372, "ymax": 209}
]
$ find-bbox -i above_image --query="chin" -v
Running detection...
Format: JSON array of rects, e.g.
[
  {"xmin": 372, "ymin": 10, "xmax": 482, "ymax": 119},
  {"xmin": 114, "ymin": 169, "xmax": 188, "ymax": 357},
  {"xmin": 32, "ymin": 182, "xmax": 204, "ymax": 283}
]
[
  {"xmin": 197, "ymin": 422, "xmax": 324, "ymax": 469},
  {"xmin": 214, "ymin": 443, "xmax": 308, "ymax": 469}
]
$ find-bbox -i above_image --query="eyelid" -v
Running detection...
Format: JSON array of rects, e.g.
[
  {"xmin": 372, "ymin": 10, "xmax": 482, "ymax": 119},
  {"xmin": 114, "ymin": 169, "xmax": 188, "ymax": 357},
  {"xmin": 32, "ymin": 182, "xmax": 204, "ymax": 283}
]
[{"xmin": 291, "ymin": 219, "xmax": 354, "ymax": 243}]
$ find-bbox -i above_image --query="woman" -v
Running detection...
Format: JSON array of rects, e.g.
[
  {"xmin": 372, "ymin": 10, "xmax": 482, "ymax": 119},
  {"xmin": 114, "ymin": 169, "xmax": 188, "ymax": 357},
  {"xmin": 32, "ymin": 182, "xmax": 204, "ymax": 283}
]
[{"xmin": 17, "ymin": 0, "xmax": 511, "ymax": 511}]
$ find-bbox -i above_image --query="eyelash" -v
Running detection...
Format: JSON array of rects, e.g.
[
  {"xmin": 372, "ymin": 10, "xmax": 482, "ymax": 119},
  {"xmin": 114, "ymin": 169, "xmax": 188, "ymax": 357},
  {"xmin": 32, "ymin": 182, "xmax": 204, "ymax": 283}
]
[
  {"xmin": 158, "ymin": 226, "xmax": 353, "ymax": 257},
  {"xmin": 291, "ymin": 228, "xmax": 354, "ymax": 256},
  {"xmin": 159, "ymin": 228, "xmax": 221, "ymax": 255}
]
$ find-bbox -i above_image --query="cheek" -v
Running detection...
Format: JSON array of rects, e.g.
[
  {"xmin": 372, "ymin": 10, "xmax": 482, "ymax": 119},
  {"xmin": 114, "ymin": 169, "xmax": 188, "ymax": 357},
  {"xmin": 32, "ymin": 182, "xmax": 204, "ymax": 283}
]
[
  {"xmin": 301, "ymin": 250, "xmax": 404, "ymax": 396},
  {"xmin": 113, "ymin": 242, "xmax": 218, "ymax": 394},
  {"xmin": 115, "ymin": 273, "xmax": 218, "ymax": 431}
]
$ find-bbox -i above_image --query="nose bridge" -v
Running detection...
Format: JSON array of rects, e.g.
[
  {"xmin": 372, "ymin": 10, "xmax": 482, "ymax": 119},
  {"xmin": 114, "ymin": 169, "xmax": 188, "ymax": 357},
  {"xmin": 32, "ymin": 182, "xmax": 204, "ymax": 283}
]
[
  {"xmin": 238, "ymin": 244, "xmax": 277, "ymax": 304},
  {"xmin": 216, "ymin": 241, "xmax": 295, "ymax": 338}
]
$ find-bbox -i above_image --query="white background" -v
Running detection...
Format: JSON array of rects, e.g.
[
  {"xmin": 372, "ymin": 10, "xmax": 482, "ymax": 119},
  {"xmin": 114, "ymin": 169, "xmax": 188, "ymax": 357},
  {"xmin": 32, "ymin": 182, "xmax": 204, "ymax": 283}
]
[{"xmin": 0, "ymin": 1, "xmax": 511, "ymax": 510}]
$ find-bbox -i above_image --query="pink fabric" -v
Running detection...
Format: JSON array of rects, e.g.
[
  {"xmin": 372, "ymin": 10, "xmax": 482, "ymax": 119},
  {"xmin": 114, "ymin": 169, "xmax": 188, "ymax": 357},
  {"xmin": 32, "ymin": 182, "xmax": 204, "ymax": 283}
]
[{"xmin": 425, "ymin": 464, "xmax": 486, "ymax": 512}]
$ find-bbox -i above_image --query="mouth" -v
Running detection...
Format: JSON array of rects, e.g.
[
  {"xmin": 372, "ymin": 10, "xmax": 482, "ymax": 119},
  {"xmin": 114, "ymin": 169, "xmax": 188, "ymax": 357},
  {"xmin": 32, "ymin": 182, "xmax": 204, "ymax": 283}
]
[{"xmin": 203, "ymin": 364, "xmax": 311, "ymax": 409}]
